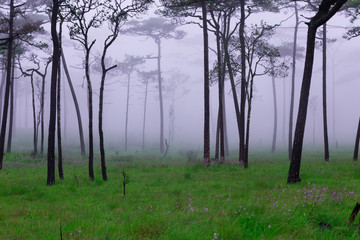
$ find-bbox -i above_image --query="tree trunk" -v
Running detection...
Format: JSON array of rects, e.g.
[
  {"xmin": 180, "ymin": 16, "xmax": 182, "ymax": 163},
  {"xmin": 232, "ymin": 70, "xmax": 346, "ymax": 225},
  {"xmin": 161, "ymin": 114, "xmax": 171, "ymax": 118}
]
[
  {"xmin": 288, "ymin": 1, "xmax": 299, "ymax": 160},
  {"xmin": 245, "ymin": 75, "xmax": 255, "ymax": 165},
  {"xmin": 30, "ymin": 75, "xmax": 37, "ymax": 156},
  {"xmin": 0, "ymin": 64, "xmax": 6, "ymax": 120},
  {"xmin": 85, "ymin": 44, "xmax": 95, "ymax": 181},
  {"xmin": 142, "ymin": 79, "xmax": 148, "ymax": 151},
  {"xmin": 6, "ymin": 55, "xmax": 15, "ymax": 153},
  {"xmin": 125, "ymin": 73, "xmax": 130, "ymax": 151},
  {"xmin": 224, "ymin": 36, "xmax": 241, "ymax": 162},
  {"xmin": 239, "ymin": 0, "xmax": 247, "ymax": 167},
  {"xmin": 283, "ymin": 78, "xmax": 286, "ymax": 144},
  {"xmin": 57, "ymin": 57, "xmax": 63, "ymax": 180},
  {"xmin": 271, "ymin": 75, "xmax": 278, "ymax": 153},
  {"xmin": 215, "ymin": 28, "xmax": 225, "ymax": 163},
  {"xmin": 156, "ymin": 40, "xmax": 164, "ymax": 154},
  {"xmin": 0, "ymin": 0, "xmax": 14, "ymax": 170},
  {"xmin": 40, "ymin": 74, "xmax": 45, "ymax": 154},
  {"xmin": 222, "ymin": 96, "xmax": 229, "ymax": 157},
  {"xmin": 201, "ymin": 0, "xmax": 210, "ymax": 167},
  {"xmin": 353, "ymin": 117, "xmax": 360, "ymax": 161},
  {"xmin": 47, "ymin": 0, "xmax": 60, "ymax": 185},
  {"xmin": 61, "ymin": 51, "xmax": 86, "ymax": 156},
  {"xmin": 287, "ymin": 0, "xmax": 347, "ymax": 183},
  {"xmin": 215, "ymin": 109, "xmax": 220, "ymax": 161},
  {"xmin": 288, "ymin": 26, "xmax": 317, "ymax": 184},
  {"xmin": 322, "ymin": 23, "xmax": 330, "ymax": 162},
  {"xmin": 99, "ymin": 43, "xmax": 115, "ymax": 182},
  {"xmin": 61, "ymin": 50, "xmax": 86, "ymax": 156}
]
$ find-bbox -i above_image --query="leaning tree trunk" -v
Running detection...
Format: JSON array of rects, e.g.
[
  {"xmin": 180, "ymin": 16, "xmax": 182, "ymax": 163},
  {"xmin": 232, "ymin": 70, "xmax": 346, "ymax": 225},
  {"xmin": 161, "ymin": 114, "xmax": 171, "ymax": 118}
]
[
  {"xmin": 61, "ymin": 51, "xmax": 86, "ymax": 156},
  {"xmin": 0, "ymin": 0, "xmax": 14, "ymax": 170},
  {"xmin": 288, "ymin": 26, "xmax": 317, "ymax": 184},
  {"xmin": 271, "ymin": 75, "xmax": 278, "ymax": 153},
  {"xmin": 353, "ymin": 117, "xmax": 360, "ymax": 161},
  {"xmin": 47, "ymin": 0, "xmax": 60, "ymax": 185},
  {"xmin": 288, "ymin": 1, "xmax": 299, "ymax": 160},
  {"xmin": 287, "ymin": 0, "xmax": 347, "ymax": 184},
  {"xmin": 6, "ymin": 55, "xmax": 15, "ymax": 153},
  {"xmin": 225, "ymin": 38, "xmax": 241, "ymax": 160},
  {"xmin": 156, "ymin": 40, "xmax": 164, "ymax": 154},
  {"xmin": 125, "ymin": 73, "xmax": 131, "ymax": 151},
  {"xmin": 322, "ymin": 23, "xmax": 330, "ymax": 162},
  {"xmin": 201, "ymin": 0, "xmax": 210, "ymax": 167},
  {"xmin": 239, "ymin": 0, "xmax": 247, "ymax": 167}
]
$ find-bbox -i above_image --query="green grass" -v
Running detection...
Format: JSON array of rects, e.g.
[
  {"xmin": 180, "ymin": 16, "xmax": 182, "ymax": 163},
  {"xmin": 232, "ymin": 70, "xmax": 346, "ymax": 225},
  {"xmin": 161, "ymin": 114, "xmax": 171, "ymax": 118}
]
[{"xmin": 0, "ymin": 150, "xmax": 360, "ymax": 239}]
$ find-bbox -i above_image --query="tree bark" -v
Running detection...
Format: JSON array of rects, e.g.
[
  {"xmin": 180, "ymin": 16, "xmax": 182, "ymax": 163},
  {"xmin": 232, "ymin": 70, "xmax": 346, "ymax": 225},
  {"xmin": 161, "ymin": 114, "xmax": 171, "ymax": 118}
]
[
  {"xmin": 0, "ymin": 0, "xmax": 14, "ymax": 170},
  {"xmin": 271, "ymin": 75, "xmax": 278, "ymax": 153},
  {"xmin": 288, "ymin": 1, "xmax": 299, "ymax": 160},
  {"xmin": 353, "ymin": 117, "xmax": 360, "ymax": 161},
  {"xmin": 61, "ymin": 51, "xmax": 86, "ymax": 156},
  {"xmin": 239, "ymin": 0, "xmax": 247, "ymax": 167},
  {"xmin": 47, "ymin": 0, "xmax": 60, "ymax": 185},
  {"xmin": 322, "ymin": 23, "xmax": 330, "ymax": 161}
]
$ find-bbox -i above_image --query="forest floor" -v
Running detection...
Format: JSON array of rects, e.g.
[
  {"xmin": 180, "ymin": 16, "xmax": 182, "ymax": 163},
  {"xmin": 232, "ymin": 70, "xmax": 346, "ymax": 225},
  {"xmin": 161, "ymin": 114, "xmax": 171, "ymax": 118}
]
[{"xmin": 0, "ymin": 148, "xmax": 360, "ymax": 239}]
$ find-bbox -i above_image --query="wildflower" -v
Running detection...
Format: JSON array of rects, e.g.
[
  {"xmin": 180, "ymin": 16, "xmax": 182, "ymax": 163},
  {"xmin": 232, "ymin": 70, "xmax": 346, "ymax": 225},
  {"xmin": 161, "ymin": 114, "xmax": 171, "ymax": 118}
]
[
  {"xmin": 78, "ymin": 230, "xmax": 81, "ymax": 233},
  {"xmin": 268, "ymin": 225, "xmax": 271, "ymax": 228}
]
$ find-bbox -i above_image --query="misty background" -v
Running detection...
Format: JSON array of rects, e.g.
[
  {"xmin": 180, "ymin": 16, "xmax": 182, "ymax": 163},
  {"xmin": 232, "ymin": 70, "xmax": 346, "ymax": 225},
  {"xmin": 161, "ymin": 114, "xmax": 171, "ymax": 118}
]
[{"xmin": 9, "ymin": 4, "xmax": 360, "ymax": 154}]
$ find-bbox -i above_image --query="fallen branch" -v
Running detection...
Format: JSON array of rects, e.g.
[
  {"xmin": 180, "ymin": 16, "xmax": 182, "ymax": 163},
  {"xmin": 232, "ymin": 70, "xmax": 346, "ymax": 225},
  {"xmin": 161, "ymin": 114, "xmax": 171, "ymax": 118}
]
[{"xmin": 349, "ymin": 202, "xmax": 360, "ymax": 225}]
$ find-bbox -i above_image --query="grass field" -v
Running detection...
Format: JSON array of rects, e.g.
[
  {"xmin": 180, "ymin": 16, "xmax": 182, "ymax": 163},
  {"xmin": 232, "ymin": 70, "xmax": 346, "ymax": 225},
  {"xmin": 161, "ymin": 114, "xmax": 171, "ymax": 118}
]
[{"xmin": 0, "ymin": 148, "xmax": 360, "ymax": 239}]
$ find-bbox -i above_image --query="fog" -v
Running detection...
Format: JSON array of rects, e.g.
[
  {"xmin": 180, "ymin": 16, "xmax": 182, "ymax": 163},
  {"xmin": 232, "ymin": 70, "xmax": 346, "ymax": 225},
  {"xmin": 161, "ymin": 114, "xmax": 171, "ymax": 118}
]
[{"xmin": 8, "ymin": 6, "xmax": 360, "ymax": 155}]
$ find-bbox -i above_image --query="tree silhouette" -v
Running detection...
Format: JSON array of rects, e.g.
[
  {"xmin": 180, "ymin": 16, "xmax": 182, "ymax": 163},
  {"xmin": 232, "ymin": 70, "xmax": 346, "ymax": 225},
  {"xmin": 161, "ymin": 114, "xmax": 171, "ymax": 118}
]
[
  {"xmin": 117, "ymin": 55, "xmax": 145, "ymax": 151},
  {"xmin": 120, "ymin": 17, "xmax": 185, "ymax": 153}
]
